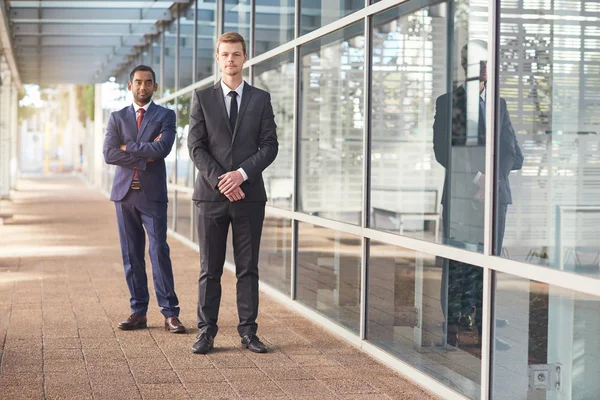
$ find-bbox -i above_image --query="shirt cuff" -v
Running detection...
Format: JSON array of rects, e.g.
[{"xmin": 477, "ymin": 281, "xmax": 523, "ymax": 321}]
[
  {"xmin": 237, "ymin": 168, "xmax": 248, "ymax": 181},
  {"xmin": 473, "ymin": 171, "xmax": 483, "ymax": 184}
]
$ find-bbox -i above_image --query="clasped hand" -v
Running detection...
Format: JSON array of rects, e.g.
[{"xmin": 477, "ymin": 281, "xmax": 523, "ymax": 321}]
[{"xmin": 218, "ymin": 171, "xmax": 245, "ymax": 202}]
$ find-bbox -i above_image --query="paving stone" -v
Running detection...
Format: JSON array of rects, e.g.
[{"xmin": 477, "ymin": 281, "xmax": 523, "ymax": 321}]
[{"xmin": 0, "ymin": 176, "xmax": 439, "ymax": 400}]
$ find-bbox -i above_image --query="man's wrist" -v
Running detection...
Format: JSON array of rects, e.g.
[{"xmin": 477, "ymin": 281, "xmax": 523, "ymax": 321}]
[{"xmin": 237, "ymin": 168, "xmax": 248, "ymax": 181}]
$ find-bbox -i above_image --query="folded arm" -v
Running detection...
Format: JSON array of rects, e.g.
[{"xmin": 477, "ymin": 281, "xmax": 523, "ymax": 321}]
[
  {"xmin": 187, "ymin": 90, "xmax": 227, "ymax": 189},
  {"xmin": 124, "ymin": 110, "xmax": 176, "ymax": 159},
  {"xmin": 103, "ymin": 113, "xmax": 147, "ymax": 170}
]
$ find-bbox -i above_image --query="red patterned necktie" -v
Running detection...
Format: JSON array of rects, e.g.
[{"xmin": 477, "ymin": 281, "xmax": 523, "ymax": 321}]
[{"xmin": 132, "ymin": 108, "xmax": 146, "ymax": 186}]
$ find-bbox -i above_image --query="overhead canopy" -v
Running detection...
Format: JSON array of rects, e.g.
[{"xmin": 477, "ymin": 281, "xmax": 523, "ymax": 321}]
[{"xmin": 7, "ymin": 0, "xmax": 188, "ymax": 85}]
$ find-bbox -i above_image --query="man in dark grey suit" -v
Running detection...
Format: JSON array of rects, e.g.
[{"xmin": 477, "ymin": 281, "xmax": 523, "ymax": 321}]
[
  {"xmin": 433, "ymin": 40, "xmax": 523, "ymax": 351},
  {"xmin": 187, "ymin": 32, "xmax": 278, "ymax": 354}
]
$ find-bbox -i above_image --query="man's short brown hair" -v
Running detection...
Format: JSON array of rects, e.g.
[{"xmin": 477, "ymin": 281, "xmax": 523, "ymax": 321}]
[{"xmin": 216, "ymin": 32, "xmax": 247, "ymax": 55}]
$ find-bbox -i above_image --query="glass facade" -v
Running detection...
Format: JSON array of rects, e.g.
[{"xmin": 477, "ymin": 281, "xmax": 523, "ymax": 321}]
[
  {"xmin": 299, "ymin": 23, "xmax": 365, "ymax": 225},
  {"xmin": 255, "ymin": 0, "xmax": 295, "ymax": 54},
  {"xmin": 100, "ymin": 1, "xmax": 600, "ymax": 399},
  {"xmin": 254, "ymin": 51, "xmax": 294, "ymax": 209},
  {"xmin": 297, "ymin": 222, "xmax": 361, "ymax": 333}
]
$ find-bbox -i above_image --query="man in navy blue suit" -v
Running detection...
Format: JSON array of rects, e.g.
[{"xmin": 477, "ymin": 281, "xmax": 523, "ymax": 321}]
[{"xmin": 103, "ymin": 65, "xmax": 185, "ymax": 333}]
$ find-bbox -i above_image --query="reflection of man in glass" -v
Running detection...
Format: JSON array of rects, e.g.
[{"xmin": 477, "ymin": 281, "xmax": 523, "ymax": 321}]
[{"xmin": 433, "ymin": 40, "xmax": 523, "ymax": 349}]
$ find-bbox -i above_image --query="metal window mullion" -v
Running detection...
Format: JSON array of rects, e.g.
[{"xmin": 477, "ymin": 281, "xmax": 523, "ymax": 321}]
[
  {"xmin": 359, "ymin": 15, "xmax": 373, "ymax": 341},
  {"xmin": 192, "ymin": 0, "xmax": 198, "ymax": 81},
  {"xmin": 250, "ymin": 0, "xmax": 256, "ymax": 59},
  {"xmin": 160, "ymin": 25, "xmax": 165, "ymax": 97},
  {"xmin": 175, "ymin": 4, "xmax": 180, "ymax": 91},
  {"xmin": 480, "ymin": 0, "xmax": 501, "ymax": 396},
  {"xmin": 295, "ymin": 0, "xmax": 301, "ymax": 39},
  {"xmin": 291, "ymin": 43, "xmax": 300, "ymax": 300},
  {"xmin": 215, "ymin": 0, "xmax": 224, "ymax": 84}
]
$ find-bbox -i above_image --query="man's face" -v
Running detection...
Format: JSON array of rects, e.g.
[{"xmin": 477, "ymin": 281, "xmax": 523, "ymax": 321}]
[
  {"xmin": 216, "ymin": 41, "xmax": 247, "ymax": 77},
  {"xmin": 465, "ymin": 43, "xmax": 488, "ymax": 83},
  {"xmin": 128, "ymin": 70, "xmax": 157, "ymax": 104}
]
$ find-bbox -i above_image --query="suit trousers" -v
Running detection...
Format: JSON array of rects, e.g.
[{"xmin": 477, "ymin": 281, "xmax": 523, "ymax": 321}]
[
  {"xmin": 195, "ymin": 200, "xmax": 266, "ymax": 338},
  {"xmin": 115, "ymin": 189, "xmax": 180, "ymax": 317},
  {"xmin": 440, "ymin": 203, "xmax": 508, "ymax": 332}
]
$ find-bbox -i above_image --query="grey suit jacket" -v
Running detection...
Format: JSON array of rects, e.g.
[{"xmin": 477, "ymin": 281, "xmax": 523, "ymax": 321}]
[{"xmin": 187, "ymin": 81, "xmax": 278, "ymax": 202}]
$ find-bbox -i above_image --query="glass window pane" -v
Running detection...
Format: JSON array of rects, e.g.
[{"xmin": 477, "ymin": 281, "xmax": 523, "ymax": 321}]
[
  {"xmin": 254, "ymin": 51, "xmax": 294, "ymax": 209},
  {"xmin": 197, "ymin": 0, "xmax": 217, "ymax": 82},
  {"xmin": 150, "ymin": 37, "xmax": 161, "ymax": 97},
  {"xmin": 368, "ymin": 241, "xmax": 482, "ymax": 399},
  {"xmin": 297, "ymin": 223, "xmax": 361, "ymax": 333},
  {"xmin": 428, "ymin": 1, "xmax": 489, "ymax": 252},
  {"xmin": 176, "ymin": 93, "xmax": 194, "ymax": 187},
  {"xmin": 175, "ymin": 191, "xmax": 193, "ymax": 240},
  {"xmin": 255, "ymin": 0, "xmax": 295, "ymax": 55},
  {"xmin": 496, "ymin": 0, "xmax": 600, "ymax": 276},
  {"xmin": 224, "ymin": 0, "xmax": 251, "ymax": 56},
  {"xmin": 259, "ymin": 212, "xmax": 292, "ymax": 295},
  {"xmin": 179, "ymin": 4, "xmax": 195, "ymax": 89},
  {"xmin": 299, "ymin": 23, "xmax": 365, "ymax": 225},
  {"xmin": 168, "ymin": 189, "xmax": 175, "ymax": 230},
  {"xmin": 165, "ymin": 100, "xmax": 177, "ymax": 185},
  {"xmin": 300, "ymin": 0, "xmax": 363, "ymax": 36},
  {"xmin": 493, "ymin": 273, "xmax": 600, "ymax": 399},
  {"xmin": 164, "ymin": 23, "xmax": 177, "ymax": 96},
  {"xmin": 370, "ymin": 3, "xmax": 448, "ymax": 246}
]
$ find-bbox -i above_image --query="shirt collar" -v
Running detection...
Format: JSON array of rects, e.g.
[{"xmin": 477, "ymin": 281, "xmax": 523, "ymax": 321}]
[
  {"xmin": 221, "ymin": 80, "xmax": 245, "ymax": 99},
  {"xmin": 461, "ymin": 83, "xmax": 486, "ymax": 101},
  {"xmin": 133, "ymin": 101, "xmax": 152, "ymax": 113}
]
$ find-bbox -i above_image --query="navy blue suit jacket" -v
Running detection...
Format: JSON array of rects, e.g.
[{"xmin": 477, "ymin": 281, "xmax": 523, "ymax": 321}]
[{"xmin": 103, "ymin": 102, "xmax": 176, "ymax": 203}]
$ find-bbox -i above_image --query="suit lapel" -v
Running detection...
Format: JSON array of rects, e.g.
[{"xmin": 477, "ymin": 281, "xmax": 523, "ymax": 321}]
[
  {"xmin": 232, "ymin": 83, "xmax": 252, "ymax": 144},
  {"xmin": 137, "ymin": 102, "xmax": 158, "ymax": 141},
  {"xmin": 214, "ymin": 82, "xmax": 233, "ymax": 137}
]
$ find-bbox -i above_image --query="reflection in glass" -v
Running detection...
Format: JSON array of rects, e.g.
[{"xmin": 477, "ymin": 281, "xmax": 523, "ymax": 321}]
[
  {"xmin": 179, "ymin": 4, "xmax": 195, "ymax": 89},
  {"xmin": 259, "ymin": 213, "xmax": 292, "ymax": 295},
  {"xmin": 254, "ymin": 51, "xmax": 294, "ymax": 209},
  {"xmin": 175, "ymin": 191, "xmax": 193, "ymax": 240},
  {"xmin": 255, "ymin": 0, "xmax": 294, "ymax": 55},
  {"xmin": 432, "ymin": 2, "xmax": 492, "ymax": 253},
  {"xmin": 493, "ymin": 272, "xmax": 600, "ymax": 399},
  {"xmin": 299, "ymin": 23, "xmax": 364, "ymax": 225},
  {"xmin": 197, "ymin": 0, "xmax": 217, "ymax": 82},
  {"xmin": 297, "ymin": 222, "xmax": 361, "ymax": 333},
  {"xmin": 176, "ymin": 93, "xmax": 194, "ymax": 187},
  {"xmin": 368, "ymin": 241, "xmax": 481, "ymax": 399},
  {"xmin": 497, "ymin": 0, "xmax": 600, "ymax": 277},
  {"xmin": 164, "ymin": 23, "xmax": 177, "ymax": 96},
  {"xmin": 370, "ymin": 3, "xmax": 447, "ymax": 244},
  {"xmin": 167, "ymin": 190, "xmax": 175, "ymax": 230},
  {"xmin": 225, "ymin": 0, "xmax": 251, "ymax": 55},
  {"xmin": 300, "ymin": 0, "xmax": 363, "ymax": 36},
  {"xmin": 165, "ymin": 100, "xmax": 177, "ymax": 184}
]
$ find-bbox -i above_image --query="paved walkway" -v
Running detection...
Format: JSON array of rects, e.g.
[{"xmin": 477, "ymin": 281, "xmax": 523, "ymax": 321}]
[{"xmin": 0, "ymin": 175, "xmax": 437, "ymax": 400}]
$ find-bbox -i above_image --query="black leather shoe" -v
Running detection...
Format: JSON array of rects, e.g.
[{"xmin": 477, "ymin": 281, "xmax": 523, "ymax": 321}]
[
  {"xmin": 165, "ymin": 316, "xmax": 185, "ymax": 333},
  {"xmin": 192, "ymin": 333, "xmax": 214, "ymax": 354},
  {"xmin": 241, "ymin": 334, "xmax": 268, "ymax": 353},
  {"xmin": 118, "ymin": 314, "xmax": 147, "ymax": 330}
]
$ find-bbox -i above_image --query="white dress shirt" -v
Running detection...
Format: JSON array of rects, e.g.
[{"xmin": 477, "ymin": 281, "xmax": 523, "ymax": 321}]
[
  {"xmin": 133, "ymin": 101, "xmax": 152, "ymax": 119},
  {"xmin": 220, "ymin": 80, "xmax": 248, "ymax": 181}
]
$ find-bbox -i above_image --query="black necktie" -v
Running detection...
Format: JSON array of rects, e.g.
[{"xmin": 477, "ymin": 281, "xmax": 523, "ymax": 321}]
[{"xmin": 228, "ymin": 91, "xmax": 238, "ymax": 130}]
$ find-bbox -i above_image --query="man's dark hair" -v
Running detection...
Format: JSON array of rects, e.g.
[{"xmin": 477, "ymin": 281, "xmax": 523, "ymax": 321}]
[{"xmin": 129, "ymin": 65, "xmax": 156, "ymax": 83}]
